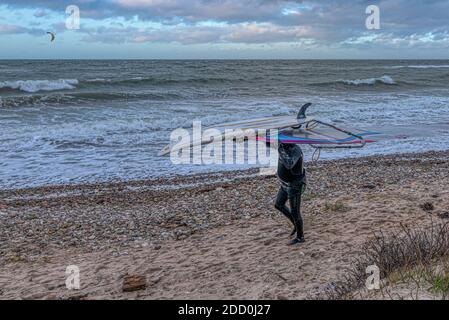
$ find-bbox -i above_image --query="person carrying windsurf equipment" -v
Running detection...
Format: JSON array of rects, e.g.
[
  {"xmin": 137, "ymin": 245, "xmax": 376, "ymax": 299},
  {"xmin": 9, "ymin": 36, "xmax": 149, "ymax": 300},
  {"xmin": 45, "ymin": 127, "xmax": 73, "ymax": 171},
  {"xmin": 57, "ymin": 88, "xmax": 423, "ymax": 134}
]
[
  {"xmin": 158, "ymin": 103, "xmax": 403, "ymax": 245},
  {"xmin": 274, "ymin": 142, "xmax": 307, "ymax": 245}
]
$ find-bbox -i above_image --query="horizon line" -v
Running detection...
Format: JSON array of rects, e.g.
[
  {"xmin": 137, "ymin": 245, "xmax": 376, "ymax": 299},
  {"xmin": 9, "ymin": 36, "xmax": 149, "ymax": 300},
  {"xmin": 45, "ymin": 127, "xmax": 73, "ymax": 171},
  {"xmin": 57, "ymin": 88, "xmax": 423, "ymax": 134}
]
[{"xmin": 1, "ymin": 58, "xmax": 449, "ymax": 61}]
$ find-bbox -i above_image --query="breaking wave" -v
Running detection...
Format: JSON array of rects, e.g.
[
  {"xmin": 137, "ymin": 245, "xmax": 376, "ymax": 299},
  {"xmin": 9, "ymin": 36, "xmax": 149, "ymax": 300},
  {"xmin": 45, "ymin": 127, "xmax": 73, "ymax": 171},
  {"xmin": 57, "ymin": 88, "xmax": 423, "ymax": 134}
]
[
  {"xmin": 313, "ymin": 75, "xmax": 398, "ymax": 87},
  {"xmin": 0, "ymin": 79, "xmax": 79, "ymax": 93},
  {"xmin": 340, "ymin": 75, "xmax": 396, "ymax": 86}
]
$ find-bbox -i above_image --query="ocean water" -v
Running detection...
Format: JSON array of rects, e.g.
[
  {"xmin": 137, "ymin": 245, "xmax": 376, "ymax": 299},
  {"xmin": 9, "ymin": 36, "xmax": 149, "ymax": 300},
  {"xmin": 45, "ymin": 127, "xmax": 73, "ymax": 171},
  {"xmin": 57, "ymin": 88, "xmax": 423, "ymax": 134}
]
[{"xmin": 1, "ymin": 60, "xmax": 449, "ymax": 189}]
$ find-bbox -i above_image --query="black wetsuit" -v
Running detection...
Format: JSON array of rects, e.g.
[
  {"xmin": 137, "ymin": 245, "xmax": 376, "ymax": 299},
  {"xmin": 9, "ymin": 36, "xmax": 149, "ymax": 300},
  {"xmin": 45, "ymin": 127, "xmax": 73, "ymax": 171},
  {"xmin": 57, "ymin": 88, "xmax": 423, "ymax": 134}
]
[{"xmin": 275, "ymin": 143, "xmax": 306, "ymax": 245}]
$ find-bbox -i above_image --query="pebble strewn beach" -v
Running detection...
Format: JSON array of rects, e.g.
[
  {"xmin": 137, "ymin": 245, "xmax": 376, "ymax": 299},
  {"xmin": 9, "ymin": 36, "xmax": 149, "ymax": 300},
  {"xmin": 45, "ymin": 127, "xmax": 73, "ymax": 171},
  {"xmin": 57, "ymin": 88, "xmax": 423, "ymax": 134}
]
[{"xmin": 1, "ymin": 151, "xmax": 449, "ymax": 299}]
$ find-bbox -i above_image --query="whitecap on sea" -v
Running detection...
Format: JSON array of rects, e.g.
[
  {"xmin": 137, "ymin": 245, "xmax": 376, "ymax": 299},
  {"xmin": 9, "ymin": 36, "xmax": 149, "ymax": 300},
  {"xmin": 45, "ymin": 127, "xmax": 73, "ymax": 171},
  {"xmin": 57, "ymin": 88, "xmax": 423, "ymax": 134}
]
[{"xmin": 0, "ymin": 79, "xmax": 79, "ymax": 93}]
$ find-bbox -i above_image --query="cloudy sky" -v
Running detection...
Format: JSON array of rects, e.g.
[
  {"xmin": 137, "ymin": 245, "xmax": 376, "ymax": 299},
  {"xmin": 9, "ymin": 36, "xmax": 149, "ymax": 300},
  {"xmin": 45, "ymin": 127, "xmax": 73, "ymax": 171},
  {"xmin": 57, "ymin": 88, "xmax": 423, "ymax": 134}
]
[{"xmin": 0, "ymin": 0, "xmax": 448, "ymax": 59}]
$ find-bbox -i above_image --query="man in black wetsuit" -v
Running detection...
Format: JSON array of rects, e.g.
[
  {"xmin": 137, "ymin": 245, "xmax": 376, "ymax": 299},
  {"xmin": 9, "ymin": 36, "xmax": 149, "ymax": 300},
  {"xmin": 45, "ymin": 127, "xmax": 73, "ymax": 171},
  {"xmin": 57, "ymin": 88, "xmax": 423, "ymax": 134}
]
[{"xmin": 274, "ymin": 142, "xmax": 307, "ymax": 245}]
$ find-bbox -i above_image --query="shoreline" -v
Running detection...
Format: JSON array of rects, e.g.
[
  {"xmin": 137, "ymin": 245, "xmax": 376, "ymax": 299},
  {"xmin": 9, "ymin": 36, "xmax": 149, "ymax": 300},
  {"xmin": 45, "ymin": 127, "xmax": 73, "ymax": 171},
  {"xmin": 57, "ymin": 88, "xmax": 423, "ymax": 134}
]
[
  {"xmin": 1, "ymin": 149, "xmax": 449, "ymax": 299},
  {"xmin": 2, "ymin": 148, "xmax": 449, "ymax": 200}
]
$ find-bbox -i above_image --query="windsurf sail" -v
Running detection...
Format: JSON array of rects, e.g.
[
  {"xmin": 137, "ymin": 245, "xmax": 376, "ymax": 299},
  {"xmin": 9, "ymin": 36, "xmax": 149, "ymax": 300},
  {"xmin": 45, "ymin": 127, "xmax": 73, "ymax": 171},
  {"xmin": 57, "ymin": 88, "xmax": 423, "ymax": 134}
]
[
  {"xmin": 267, "ymin": 119, "xmax": 373, "ymax": 149},
  {"xmin": 259, "ymin": 128, "xmax": 379, "ymax": 146},
  {"xmin": 158, "ymin": 103, "xmax": 381, "ymax": 156}
]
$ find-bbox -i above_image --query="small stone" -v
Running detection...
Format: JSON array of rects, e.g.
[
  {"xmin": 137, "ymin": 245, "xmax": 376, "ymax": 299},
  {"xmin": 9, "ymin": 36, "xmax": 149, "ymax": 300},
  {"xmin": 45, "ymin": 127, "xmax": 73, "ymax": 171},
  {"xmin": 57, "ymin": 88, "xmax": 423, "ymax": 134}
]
[
  {"xmin": 325, "ymin": 282, "xmax": 337, "ymax": 291},
  {"xmin": 68, "ymin": 293, "xmax": 89, "ymax": 300},
  {"xmin": 122, "ymin": 275, "xmax": 147, "ymax": 292},
  {"xmin": 437, "ymin": 212, "xmax": 449, "ymax": 219},
  {"xmin": 45, "ymin": 293, "xmax": 58, "ymax": 300},
  {"xmin": 420, "ymin": 202, "xmax": 434, "ymax": 212}
]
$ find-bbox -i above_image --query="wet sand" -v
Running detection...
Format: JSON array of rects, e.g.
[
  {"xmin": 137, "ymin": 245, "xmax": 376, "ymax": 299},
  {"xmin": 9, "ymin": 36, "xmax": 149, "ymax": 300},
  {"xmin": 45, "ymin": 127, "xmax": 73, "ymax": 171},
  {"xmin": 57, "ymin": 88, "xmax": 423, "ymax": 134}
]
[{"xmin": 1, "ymin": 151, "xmax": 449, "ymax": 299}]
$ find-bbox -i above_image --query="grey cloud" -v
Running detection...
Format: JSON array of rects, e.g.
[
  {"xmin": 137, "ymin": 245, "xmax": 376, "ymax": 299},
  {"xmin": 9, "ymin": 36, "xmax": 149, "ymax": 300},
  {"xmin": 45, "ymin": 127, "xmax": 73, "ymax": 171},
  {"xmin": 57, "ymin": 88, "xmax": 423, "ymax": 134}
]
[
  {"xmin": 79, "ymin": 22, "xmax": 316, "ymax": 45},
  {"xmin": 2, "ymin": 0, "xmax": 449, "ymax": 48},
  {"xmin": 33, "ymin": 9, "xmax": 49, "ymax": 17},
  {"xmin": 0, "ymin": 23, "xmax": 44, "ymax": 35}
]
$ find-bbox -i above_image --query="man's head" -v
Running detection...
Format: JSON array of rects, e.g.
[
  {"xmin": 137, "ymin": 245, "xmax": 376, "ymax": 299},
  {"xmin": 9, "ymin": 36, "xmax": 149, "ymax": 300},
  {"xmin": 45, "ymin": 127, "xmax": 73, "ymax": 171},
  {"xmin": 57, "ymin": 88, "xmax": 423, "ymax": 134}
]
[
  {"xmin": 278, "ymin": 142, "xmax": 295, "ymax": 150},
  {"xmin": 278, "ymin": 142, "xmax": 303, "ymax": 170}
]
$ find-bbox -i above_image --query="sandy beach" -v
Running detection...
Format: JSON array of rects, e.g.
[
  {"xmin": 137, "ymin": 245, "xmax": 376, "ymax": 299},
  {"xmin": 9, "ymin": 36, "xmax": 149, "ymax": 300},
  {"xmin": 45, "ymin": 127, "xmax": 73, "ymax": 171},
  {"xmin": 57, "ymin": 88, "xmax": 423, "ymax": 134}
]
[{"xmin": 1, "ymin": 150, "xmax": 449, "ymax": 300}]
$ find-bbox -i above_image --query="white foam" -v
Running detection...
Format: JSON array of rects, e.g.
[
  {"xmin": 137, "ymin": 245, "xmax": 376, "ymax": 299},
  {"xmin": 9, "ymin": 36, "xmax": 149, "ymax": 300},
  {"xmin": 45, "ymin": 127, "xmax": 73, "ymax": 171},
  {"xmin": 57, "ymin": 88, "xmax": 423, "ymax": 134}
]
[
  {"xmin": 0, "ymin": 79, "xmax": 79, "ymax": 93},
  {"xmin": 85, "ymin": 78, "xmax": 109, "ymax": 83},
  {"xmin": 341, "ymin": 75, "xmax": 396, "ymax": 86}
]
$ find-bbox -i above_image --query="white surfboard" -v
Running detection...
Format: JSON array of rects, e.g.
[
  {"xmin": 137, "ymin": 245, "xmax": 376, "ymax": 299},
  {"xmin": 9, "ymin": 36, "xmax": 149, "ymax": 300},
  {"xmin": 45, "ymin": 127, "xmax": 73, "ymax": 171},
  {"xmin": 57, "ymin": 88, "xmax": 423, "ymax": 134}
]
[{"xmin": 158, "ymin": 115, "xmax": 314, "ymax": 156}]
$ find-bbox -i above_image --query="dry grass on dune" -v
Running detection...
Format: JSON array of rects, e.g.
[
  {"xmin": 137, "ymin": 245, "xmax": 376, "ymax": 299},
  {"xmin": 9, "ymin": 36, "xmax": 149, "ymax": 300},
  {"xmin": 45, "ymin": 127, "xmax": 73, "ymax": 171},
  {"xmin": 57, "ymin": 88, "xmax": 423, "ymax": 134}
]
[{"xmin": 315, "ymin": 222, "xmax": 449, "ymax": 300}]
